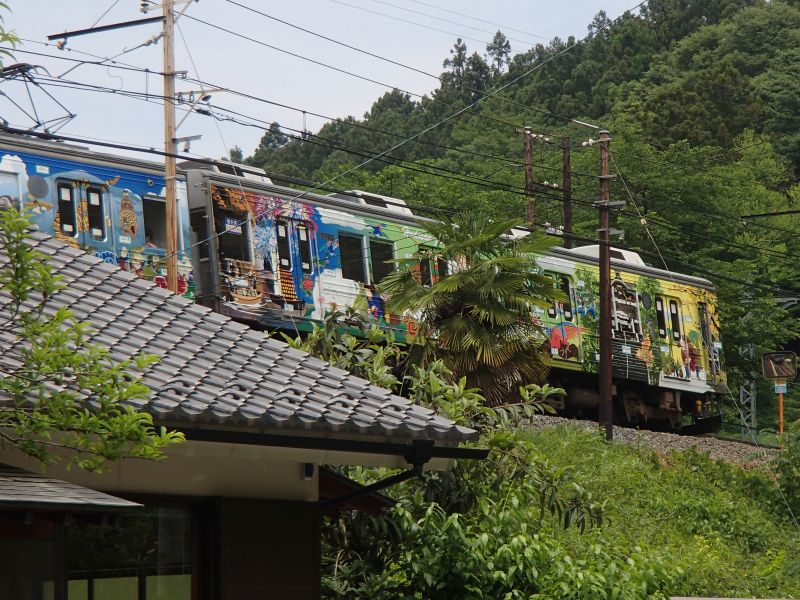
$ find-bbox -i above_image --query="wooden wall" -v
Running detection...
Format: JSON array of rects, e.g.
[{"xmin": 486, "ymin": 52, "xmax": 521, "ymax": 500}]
[{"xmin": 218, "ymin": 498, "xmax": 321, "ymax": 600}]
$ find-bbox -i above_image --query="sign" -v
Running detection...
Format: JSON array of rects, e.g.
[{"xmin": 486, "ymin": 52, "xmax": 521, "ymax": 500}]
[
  {"xmin": 762, "ymin": 352, "xmax": 797, "ymax": 380},
  {"xmin": 224, "ymin": 217, "xmax": 242, "ymax": 235},
  {"xmin": 775, "ymin": 380, "xmax": 788, "ymax": 394}
]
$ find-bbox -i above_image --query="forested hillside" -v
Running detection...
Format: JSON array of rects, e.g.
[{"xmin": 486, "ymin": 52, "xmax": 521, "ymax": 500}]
[{"xmin": 242, "ymin": 0, "xmax": 800, "ymax": 432}]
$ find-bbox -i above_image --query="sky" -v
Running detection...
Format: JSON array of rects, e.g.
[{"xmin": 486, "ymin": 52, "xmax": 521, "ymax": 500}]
[{"xmin": 3, "ymin": 0, "xmax": 639, "ymax": 163}]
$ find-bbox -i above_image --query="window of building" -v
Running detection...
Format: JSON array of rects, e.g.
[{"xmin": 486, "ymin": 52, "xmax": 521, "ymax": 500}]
[
  {"xmin": 369, "ymin": 239, "xmax": 394, "ymax": 284},
  {"xmin": 339, "ymin": 234, "xmax": 365, "ymax": 283},
  {"xmin": 57, "ymin": 182, "xmax": 77, "ymax": 236},
  {"xmin": 655, "ymin": 297, "xmax": 667, "ymax": 339},
  {"xmin": 297, "ymin": 224, "xmax": 313, "ymax": 273},
  {"xmin": 276, "ymin": 221, "xmax": 291, "ymax": 269},
  {"xmin": 86, "ymin": 187, "xmax": 105, "ymax": 241},
  {"xmin": 669, "ymin": 299, "xmax": 682, "ymax": 342},
  {"xmin": 143, "ymin": 196, "xmax": 167, "ymax": 248},
  {"xmin": 67, "ymin": 505, "xmax": 192, "ymax": 600}
]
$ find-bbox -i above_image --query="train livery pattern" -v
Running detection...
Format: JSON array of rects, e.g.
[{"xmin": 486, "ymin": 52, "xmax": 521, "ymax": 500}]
[{"xmin": 0, "ymin": 134, "xmax": 726, "ymax": 430}]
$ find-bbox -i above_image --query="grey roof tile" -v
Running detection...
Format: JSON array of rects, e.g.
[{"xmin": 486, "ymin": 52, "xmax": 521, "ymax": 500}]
[
  {"xmin": 0, "ymin": 465, "xmax": 141, "ymax": 511},
  {"xmin": 0, "ymin": 231, "xmax": 477, "ymax": 445}
]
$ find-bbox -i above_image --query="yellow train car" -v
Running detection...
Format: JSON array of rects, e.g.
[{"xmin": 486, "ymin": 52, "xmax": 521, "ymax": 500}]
[{"xmin": 536, "ymin": 245, "xmax": 726, "ymax": 432}]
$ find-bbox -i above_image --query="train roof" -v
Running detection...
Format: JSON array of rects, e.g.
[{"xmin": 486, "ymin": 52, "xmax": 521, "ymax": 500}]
[
  {"xmin": 187, "ymin": 169, "xmax": 421, "ymax": 226},
  {"xmin": 0, "ymin": 131, "xmax": 167, "ymax": 175},
  {"xmin": 547, "ymin": 245, "xmax": 716, "ymax": 291}
]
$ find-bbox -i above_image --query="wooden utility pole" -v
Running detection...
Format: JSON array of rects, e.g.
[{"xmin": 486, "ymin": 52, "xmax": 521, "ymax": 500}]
[
  {"xmin": 562, "ymin": 138, "xmax": 572, "ymax": 248},
  {"xmin": 163, "ymin": 0, "xmax": 179, "ymax": 293},
  {"xmin": 523, "ymin": 127, "xmax": 535, "ymax": 224},
  {"xmin": 597, "ymin": 129, "xmax": 613, "ymax": 442}
]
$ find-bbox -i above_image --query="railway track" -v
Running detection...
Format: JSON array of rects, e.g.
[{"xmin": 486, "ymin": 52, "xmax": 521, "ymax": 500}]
[{"xmin": 526, "ymin": 415, "xmax": 778, "ymax": 469}]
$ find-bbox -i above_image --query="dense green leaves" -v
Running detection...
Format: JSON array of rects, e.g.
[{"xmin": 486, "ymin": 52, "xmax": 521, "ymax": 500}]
[{"xmin": 379, "ymin": 214, "xmax": 558, "ymax": 404}]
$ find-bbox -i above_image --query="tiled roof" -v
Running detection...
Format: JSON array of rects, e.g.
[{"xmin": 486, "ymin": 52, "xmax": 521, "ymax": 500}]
[
  {"xmin": 0, "ymin": 231, "xmax": 476, "ymax": 445},
  {"xmin": 0, "ymin": 464, "xmax": 142, "ymax": 512}
]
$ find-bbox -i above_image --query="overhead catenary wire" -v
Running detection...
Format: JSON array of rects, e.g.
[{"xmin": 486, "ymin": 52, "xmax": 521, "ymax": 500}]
[
  {"xmin": 355, "ymin": 0, "xmax": 545, "ymax": 47},
  {"xmin": 19, "ymin": 69, "xmax": 800, "ymax": 263},
  {"xmin": 18, "ymin": 72, "xmax": 800, "ymax": 267}
]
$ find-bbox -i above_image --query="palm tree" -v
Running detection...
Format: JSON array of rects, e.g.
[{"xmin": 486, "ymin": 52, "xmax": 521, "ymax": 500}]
[{"xmin": 379, "ymin": 214, "xmax": 560, "ymax": 405}]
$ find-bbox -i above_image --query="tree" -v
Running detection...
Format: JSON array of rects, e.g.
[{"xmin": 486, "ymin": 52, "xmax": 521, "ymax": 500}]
[
  {"xmin": 227, "ymin": 145, "xmax": 243, "ymax": 163},
  {"xmin": 0, "ymin": 1, "xmax": 18, "ymax": 64},
  {"xmin": 379, "ymin": 214, "xmax": 558, "ymax": 405},
  {"xmin": 0, "ymin": 207, "xmax": 184, "ymax": 471},
  {"xmin": 486, "ymin": 31, "xmax": 511, "ymax": 78}
]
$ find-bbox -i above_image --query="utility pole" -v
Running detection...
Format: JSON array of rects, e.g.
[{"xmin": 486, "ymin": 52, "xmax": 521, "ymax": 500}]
[
  {"xmin": 49, "ymin": 4, "xmax": 183, "ymax": 293},
  {"xmin": 597, "ymin": 130, "xmax": 614, "ymax": 441},
  {"xmin": 523, "ymin": 127, "xmax": 535, "ymax": 224},
  {"xmin": 562, "ymin": 138, "xmax": 572, "ymax": 248},
  {"xmin": 163, "ymin": 0, "xmax": 179, "ymax": 293}
]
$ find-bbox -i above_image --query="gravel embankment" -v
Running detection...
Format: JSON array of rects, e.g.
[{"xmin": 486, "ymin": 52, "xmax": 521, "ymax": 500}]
[{"xmin": 526, "ymin": 415, "xmax": 777, "ymax": 469}]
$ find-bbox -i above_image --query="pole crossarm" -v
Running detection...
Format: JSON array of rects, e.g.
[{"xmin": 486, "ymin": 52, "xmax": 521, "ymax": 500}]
[{"xmin": 47, "ymin": 17, "xmax": 164, "ymax": 42}]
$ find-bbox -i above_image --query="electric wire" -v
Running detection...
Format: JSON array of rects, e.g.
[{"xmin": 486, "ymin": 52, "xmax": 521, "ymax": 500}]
[
  {"xmin": 406, "ymin": 0, "xmax": 553, "ymax": 41},
  {"xmin": 357, "ymin": 0, "xmax": 545, "ymax": 47},
  {"xmin": 21, "ymin": 70, "xmax": 800, "ymax": 262},
  {"xmin": 23, "ymin": 72, "xmax": 800, "ymax": 267},
  {"xmin": 178, "ymin": 12, "xmax": 543, "ymax": 136}
]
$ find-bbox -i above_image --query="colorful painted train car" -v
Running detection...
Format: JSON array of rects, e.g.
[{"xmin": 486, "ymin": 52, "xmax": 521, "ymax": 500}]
[
  {"xmin": 536, "ymin": 246, "xmax": 725, "ymax": 431},
  {"xmin": 182, "ymin": 166, "xmax": 436, "ymax": 338},
  {"xmin": 0, "ymin": 134, "xmax": 195, "ymax": 297},
  {"xmin": 0, "ymin": 132, "xmax": 725, "ymax": 431}
]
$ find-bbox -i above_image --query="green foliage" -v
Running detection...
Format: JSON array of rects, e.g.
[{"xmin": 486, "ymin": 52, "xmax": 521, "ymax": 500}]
[
  {"xmin": 774, "ymin": 422, "xmax": 800, "ymax": 517},
  {"xmin": 0, "ymin": 1, "xmax": 18, "ymax": 64},
  {"xmin": 0, "ymin": 208, "xmax": 184, "ymax": 471}
]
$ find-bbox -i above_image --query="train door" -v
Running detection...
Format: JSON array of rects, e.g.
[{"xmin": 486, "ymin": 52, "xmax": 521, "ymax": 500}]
[
  {"xmin": 55, "ymin": 180, "xmax": 79, "ymax": 241},
  {"xmin": 656, "ymin": 296, "xmax": 687, "ymax": 379},
  {"xmin": 79, "ymin": 185, "xmax": 108, "ymax": 248},
  {"xmin": 697, "ymin": 302, "xmax": 721, "ymax": 378},
  {"xmin": 545, "ymin": 273, "xmax": 579, "ymax": 361},
  {"xmin": 611, "ymin": 279, "xmax": 642, "ymax": 341}
]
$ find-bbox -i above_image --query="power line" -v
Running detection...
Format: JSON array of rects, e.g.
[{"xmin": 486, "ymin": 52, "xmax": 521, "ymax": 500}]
[
  {"xmin": 406, "ymin": 0, "xmax": 552, "ymax": 42},
  {"xmin": 328, "ymin": 0, "xmax": 493, "ymax": 47},
  {"xmin": 30, "ymin": 72, "xmax": 800, "ymax": 264},
  {"xmin": 354, "ymin": 0, "xmax": 543, "ymax": 47},
  {"xmin": 25, "ymin": 71, "xmax": 799, "ymax": 260},
  {"xmin": 179, "ymin": 12, "xmax": 533, "ymax": 135}
]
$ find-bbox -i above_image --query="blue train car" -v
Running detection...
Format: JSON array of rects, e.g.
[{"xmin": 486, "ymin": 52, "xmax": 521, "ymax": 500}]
[{"xmin": 0, "ymin": 134, "xmax": 194, "ymax": 297}]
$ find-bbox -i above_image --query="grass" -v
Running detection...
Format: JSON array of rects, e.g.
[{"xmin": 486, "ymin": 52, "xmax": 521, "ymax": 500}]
[{"xmin": 524, "ymin": 424, "xmax": 800, "ymax": 598}]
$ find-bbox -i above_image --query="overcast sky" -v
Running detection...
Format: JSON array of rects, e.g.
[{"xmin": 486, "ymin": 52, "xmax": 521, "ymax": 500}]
[{"xmin": 3, "ymin": 0, "xmax": 638, "ymax": 162}]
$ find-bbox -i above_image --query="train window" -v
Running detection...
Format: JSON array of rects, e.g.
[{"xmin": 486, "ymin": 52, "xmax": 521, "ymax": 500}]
[
  {"xmin": 297, "ymin": 223, "xmax": 313, "ymax": 273},
  {"xmin": 369, "ymin": 239, "xmax": 394, "ymax": 284},
  {"xmin": 436, "ymin": 258, "xmax": 448, "ymax": 281},
  {"xmin": 655, "ymin": 297, "xmax": 667, "ymax": 339},
  {"xmin": 559, "ymin": 275, "xmax": 573, "ymax": 322},
  {"xmin": 418, "ymin": 246, "xmax": 436, "ymax": 286},
  {"xmin": 669, "ymin": 299, "xmax": 682, "ymax": 342},
  {"xmin": 339, "ymin": 234, "xmax": 366, "ymax": 283},
  {"xmin": 545, "ymin": 272, "xmax": 558, "ymax": 319},
  {"xmin": 276, "ymin": 221, "xmax": 291, "ymax": 269},
  {"xmin": 143, "ymin": 197, "xmax": 167, "ymax": 248},
  {"xmin": 57, "ymin": 182, "xmax": 77, "ymax": 236},
  {"xmin": 86, "ymin": 187, "xmax": 105, "ymax": 241},
  {"xmin": 216, "ymin": 208, "xmax": 251, "ymax": 262}
]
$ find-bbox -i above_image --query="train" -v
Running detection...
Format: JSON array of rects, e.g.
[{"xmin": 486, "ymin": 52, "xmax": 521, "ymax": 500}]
[{"xmin": 0, "ymin": 131, "xmax": 726, "ymax": 432}]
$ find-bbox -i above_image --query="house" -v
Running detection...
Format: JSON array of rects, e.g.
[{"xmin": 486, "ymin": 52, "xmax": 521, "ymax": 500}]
[{"xmin": 0, "ymin": 230, "xmax": 487, "ymax": 599}]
